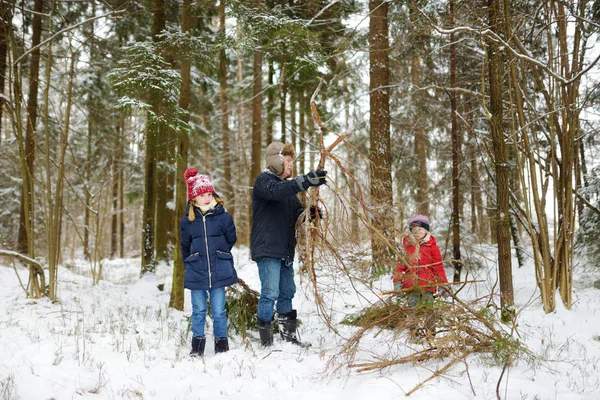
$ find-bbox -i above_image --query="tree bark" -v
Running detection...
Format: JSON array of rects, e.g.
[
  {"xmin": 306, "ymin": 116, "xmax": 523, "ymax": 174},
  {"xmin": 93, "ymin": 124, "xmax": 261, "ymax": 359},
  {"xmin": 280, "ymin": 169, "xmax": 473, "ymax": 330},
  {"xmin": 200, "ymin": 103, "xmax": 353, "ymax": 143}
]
[
  {"xmin": 47, "ymin": 50, "xmax": 76, "ymax": 300},
  {"xmin": 141, "ymin": 0, "xmax": 166, "ymax": 274},
  {"xmin": 0, "ymin": 1, "xmax": 13, "ymax": 143},
  {"xmin": 249, "ymin": 45, "xmax": 263, "ymax": 229},
  {"xmin": 342, "ymin": 71, "xmax": 360, "ymax": 242},
  {"xmin": 412, "ymin": 54, "xmax": 429, "ymax": 216},
  {"xmin": 299, "ymin": 88, "xmax": 307, "ymax": 204},
  {"xmin": 450, "ymin": 0, "xmax": 462, "ymax": 282},
  {"xmin": 466, "ymin": 98, "xmax": 487, "ymax": 241},
  {"xmin": 154, "ymin": 0, "xmax": 175, "ymax": 263},
  {"xmin": 169, "ymin": 0, "xmax": 192, "ymax": 311},
  {"xmin": 576, "ymin": 135, "xmax": 587, "ymax": 224},
  {"xmin": 290, "ymin": 90, "xmax": 297, "ymax": 151},
  {"xmin": 17, "ymin": 0, "xmax": 43, "ymax": 257},
  {"xmin": 234, "ymin": 25, "xmax": 250, "ymax": 246},
  {"xmin": 119, "ymin": 128, "xmax": 125, "ymax": 259},
  {"xmin": 487, "ymin": 0, "xmax": 514, "ymax": 313},
  {"xmin": 280, "ymin": 65, "xmax": 287, "ymax": 143},
  {"xmin": 369, "ymin": 0, "xmax": 394, "ymax": 272},
  {"xmin": 111, "ymin": 152, "xmax": 119, "ymax": 259},
  {"xmin": 266, "ymin": 60, "xmax": 274, "ymax": 144},
  {"xmin": 554, "ymin": 0, "xmax": 578, "ymax": 309},
  {"xmin": 219, "ymin": 0, "xmax": 233, "ymax": 213},
  {"xmin": 84, "ymin": 96, "xmax": 93, "ymax": 261},
  {"xmin": 154, "ymin": 139, "xmax": 171, "ymax": 262}
]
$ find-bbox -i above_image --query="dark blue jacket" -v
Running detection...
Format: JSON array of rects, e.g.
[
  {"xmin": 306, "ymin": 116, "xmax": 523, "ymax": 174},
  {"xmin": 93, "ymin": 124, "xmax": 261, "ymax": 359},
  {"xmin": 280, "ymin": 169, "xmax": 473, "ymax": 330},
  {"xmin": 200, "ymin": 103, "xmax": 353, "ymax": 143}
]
[
  {"xmin": 180, "ymin": 203, "xmax": 237, "ymax": 290},
  {"xmin": 251, "ymin": 170, "xmax": 304, "ymax": 262}
]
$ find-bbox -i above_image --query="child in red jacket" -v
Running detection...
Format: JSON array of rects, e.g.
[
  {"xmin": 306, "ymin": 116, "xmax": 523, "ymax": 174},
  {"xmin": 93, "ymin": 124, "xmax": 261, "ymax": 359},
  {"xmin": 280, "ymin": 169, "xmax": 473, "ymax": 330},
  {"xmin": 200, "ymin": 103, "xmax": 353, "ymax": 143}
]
[{"xmin": 393, "ymin": 214, "xmax": 448, "ymax": 338}]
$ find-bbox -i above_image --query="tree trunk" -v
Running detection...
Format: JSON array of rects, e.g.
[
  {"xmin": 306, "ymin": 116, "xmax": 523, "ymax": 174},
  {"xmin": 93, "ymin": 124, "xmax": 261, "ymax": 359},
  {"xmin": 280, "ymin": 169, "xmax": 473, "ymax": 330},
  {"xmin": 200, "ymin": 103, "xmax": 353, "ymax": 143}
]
[
  {"xmin": 466, "ymin": 98, "xmax": 487, "ymax": 241},
  {"xmin": 298, "ymin": 88, "xmax": 307, "ymax": 204},
  {"xmin": 46, "ymin": 48, "xmax": 76, "ymax": 301},
  {"xmin": 342, "ymin": 72, "xmax": 360, "ymax": 242},
  {"xmin": 411, "ymin": 54, "xmax": 429, "ymax": 216},
  {"xmin": 266, "ymin": 60, "xmax": 274, "ymax": 144},
  {"xmin": 235, "ymin": 25, "xmax": 250, "ymax": 246},
  {"xmin": 554, "ymin": 0, "xmax": 578, "ymax": 309},
  {"xmin": 169, "ymin": 0, "xmax": 192, "ymax": 311},
  {"xmin": 141, "ymin": 0, "xmax": 166, "ymax": 274},
  {"xmin": 450, "ymin": 0, "xmax": 462, "ymax": 282},
  {"xmin": 111, "ymin": 152, "xmax": 119, "ymax": 258},
  {"xmin": 38, "ymin": 8, "xmax": 53, "ymax": 299},
  {"xmin": 369, "ymin": 0, "xmax": 394, "ymax": 272},
  {"xmin": 290, "ymin": 91, "xmax": 297, "ymax": 151},
  {"xmin": 576, "ymin": 135, "xmax": 587, "ymax": 224},
  {"xmin": 154, "ymin": 125, "xmax": 171, "ymax": 262},
  {"xmin": 17, "ymin": 0, "xmax": 43, "ymax": 257},
  {"xmin": 154, "ymin": 0, "xmax": 174, "ymax": 263},
  {"xmin": 0, "ymin": 1, "xmax": 13, "ymax": 143},
  {"xmin": 84, "ymin": 102, "xmax": 93, "ymax": 261},
  {"xmin": 219, "ymin": 1, "xmax": 233, "ymax": 213},
  {"xmin": 249, "ymin": 45, "xmax": 263, "ymax": 230},
  {"xmin": 111, "ymin": 117, "xmax": 121, "ymax": 260},
  {"xmin": 487, "ymin": 0, "xmax": 514, "ymax": 314},
  {"xmin": 280, "ymin": 65, "xmax": 287, "ymax": 143},
  {"xmin": 119, "ymin": 129, "xmax": 125, "ymax": 259}
]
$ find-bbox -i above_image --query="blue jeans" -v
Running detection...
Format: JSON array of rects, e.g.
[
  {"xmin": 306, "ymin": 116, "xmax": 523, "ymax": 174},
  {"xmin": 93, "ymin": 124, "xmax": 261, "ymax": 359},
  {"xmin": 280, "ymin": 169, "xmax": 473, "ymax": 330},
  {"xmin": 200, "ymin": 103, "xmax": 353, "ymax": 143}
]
[
  {"xmin": 407, "ymin": 290, "xmax": 434, "ymax": 307},
  {"xmin": 257, "ymin": 257, "xmax": 296, "ymax": 322},
  {"xmin": 190, "ymin": 287, "xmax": 227, "ymax": 338}
]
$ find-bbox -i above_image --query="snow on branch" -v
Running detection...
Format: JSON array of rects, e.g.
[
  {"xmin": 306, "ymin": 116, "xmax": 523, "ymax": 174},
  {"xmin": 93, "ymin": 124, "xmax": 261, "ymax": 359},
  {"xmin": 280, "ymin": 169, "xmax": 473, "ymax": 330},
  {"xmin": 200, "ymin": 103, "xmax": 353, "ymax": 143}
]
[
  {"xmin": 0, "ymin": 249, "xmax": 44, "ymax": 269},
  {"xmin": 414, "ymin": 6, "xmax": 600, "ymax": 86},
  {"xmin": 14, "ymin": 9, "xmax": 126, "ymax": 66}
]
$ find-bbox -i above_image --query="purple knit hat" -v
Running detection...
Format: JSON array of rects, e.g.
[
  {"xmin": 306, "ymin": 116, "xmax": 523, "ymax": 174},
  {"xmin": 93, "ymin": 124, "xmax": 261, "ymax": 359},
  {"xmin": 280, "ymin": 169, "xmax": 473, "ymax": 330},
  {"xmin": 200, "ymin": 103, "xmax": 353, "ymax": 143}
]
[{"xmin": 409, "ymin": 214, "xmax": 430, "ymax": 231}]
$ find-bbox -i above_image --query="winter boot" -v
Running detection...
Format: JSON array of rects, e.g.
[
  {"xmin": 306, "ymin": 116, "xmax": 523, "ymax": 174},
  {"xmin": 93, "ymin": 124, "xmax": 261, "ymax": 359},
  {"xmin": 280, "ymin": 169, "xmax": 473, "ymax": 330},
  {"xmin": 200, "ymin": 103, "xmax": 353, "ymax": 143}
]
[
  {"xmin": 278, "ymin": 310, "xmax": 310, "ymax": 347},
  {"xmin": 214, "ymin": 337, "xmax": 229, "ymax": 353},
  {"xmin": 190, "ymin": 336, "xmax": 206, "ymax": 357},
  {"xmin": 257, "ymin": 318, "xmax": 274, "ymax": 346}
]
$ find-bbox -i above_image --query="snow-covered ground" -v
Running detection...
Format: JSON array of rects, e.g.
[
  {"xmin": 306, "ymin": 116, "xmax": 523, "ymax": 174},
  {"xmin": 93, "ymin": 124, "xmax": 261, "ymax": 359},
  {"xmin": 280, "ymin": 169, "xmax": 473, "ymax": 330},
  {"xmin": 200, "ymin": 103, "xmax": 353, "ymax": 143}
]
[{"xmin": 1, "ymin": 245, "xmax": 599, "ymax": 400}]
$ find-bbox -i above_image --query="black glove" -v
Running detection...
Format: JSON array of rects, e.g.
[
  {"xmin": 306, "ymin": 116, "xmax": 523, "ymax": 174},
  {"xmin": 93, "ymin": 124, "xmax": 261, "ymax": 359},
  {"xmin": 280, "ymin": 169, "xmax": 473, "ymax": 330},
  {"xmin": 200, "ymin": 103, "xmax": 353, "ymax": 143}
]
[
  {"xmin": 295, "ymin": 170, "xmax": 328, "ymax": 191},
  {"xmin": 309, "ymin": 205, "xmax": 323, "ymax": 221}
]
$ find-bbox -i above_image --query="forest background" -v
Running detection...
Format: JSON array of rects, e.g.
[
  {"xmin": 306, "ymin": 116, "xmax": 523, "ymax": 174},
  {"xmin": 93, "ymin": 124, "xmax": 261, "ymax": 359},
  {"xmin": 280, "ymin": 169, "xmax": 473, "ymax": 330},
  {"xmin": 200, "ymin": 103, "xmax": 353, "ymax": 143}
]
[{"xmin": 1, "ymin": 0, "xmax": 600, "ymax": 386}]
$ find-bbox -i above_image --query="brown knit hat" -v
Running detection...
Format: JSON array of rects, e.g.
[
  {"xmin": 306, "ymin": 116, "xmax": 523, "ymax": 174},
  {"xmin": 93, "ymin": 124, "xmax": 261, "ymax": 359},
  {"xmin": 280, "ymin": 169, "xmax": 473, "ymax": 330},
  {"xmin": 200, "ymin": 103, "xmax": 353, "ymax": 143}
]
[{"xmin": 265, "ymin": 141, "xmax": 295, "ymax": 175}]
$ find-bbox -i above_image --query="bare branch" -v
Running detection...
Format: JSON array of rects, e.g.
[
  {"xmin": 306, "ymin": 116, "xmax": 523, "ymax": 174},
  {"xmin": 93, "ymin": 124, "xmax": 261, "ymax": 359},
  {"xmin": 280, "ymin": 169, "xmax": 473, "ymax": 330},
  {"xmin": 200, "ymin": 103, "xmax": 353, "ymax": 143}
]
[{"xmin": 14, "ymin": 9, "xmax": 126, "ymax": 65}]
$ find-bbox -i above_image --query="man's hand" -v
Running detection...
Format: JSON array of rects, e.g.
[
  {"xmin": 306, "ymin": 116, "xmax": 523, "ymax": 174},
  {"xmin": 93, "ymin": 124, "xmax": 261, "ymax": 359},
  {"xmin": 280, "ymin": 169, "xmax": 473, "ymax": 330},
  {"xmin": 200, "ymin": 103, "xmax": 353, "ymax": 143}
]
[{"xmin": 295, "ymin": 170, "xmax": 328, "ymax": 191}]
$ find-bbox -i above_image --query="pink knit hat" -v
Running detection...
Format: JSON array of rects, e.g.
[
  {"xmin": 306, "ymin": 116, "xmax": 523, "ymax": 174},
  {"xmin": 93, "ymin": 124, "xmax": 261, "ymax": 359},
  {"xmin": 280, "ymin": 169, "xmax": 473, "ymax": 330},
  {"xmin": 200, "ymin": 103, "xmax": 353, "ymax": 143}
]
[{"xmin": 184, "ymin": 168, "xmax": 215, "ymax": 200}]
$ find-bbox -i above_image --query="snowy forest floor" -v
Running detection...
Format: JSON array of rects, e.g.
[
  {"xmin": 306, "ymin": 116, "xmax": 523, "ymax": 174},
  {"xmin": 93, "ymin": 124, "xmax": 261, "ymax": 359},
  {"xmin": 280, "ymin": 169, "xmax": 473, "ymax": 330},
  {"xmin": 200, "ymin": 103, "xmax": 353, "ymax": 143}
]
[{"xmin": 1, "ymin": 244, "xmax": 600, "ymax": 400}]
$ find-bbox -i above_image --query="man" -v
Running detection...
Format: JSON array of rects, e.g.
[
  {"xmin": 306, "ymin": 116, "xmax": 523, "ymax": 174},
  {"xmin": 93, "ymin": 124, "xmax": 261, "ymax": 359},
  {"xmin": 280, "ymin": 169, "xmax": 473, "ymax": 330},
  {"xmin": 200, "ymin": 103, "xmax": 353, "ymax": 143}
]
[{"xmin": 251, "ymin": 141, "xmax": 327, "ymax": 346}]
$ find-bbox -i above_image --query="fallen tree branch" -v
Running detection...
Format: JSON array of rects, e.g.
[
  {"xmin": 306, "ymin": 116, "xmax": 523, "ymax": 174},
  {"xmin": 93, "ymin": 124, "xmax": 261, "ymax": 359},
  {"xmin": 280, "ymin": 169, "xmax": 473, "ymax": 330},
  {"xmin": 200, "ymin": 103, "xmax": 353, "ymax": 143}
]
[
  {"xmin": 0, "ymin": 249, "xmax": 44, "ymax": 270},
  {"xmin": 0, "ymin": 249, "xmax": 46, "ymax": 298}
]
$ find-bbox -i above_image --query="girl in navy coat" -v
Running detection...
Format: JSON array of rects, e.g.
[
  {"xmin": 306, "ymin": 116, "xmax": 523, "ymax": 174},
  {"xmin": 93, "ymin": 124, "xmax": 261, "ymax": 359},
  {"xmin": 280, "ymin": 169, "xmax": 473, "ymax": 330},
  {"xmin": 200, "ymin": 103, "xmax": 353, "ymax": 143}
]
[{"xmin": 180, "ymin": 168, "xmax": 237, "ymax": 356}]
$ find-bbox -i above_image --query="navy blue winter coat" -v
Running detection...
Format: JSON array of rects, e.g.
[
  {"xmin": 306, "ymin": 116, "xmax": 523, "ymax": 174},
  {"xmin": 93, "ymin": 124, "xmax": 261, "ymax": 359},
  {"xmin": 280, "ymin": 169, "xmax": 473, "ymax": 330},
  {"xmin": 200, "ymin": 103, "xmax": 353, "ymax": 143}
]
[
  {"xmin": 180, "ymin": 203, "xmax": 237, "ymax": 290},
  {"xmin": 251, "ymin": 170, "xmax": 304, "ymax": 262}
]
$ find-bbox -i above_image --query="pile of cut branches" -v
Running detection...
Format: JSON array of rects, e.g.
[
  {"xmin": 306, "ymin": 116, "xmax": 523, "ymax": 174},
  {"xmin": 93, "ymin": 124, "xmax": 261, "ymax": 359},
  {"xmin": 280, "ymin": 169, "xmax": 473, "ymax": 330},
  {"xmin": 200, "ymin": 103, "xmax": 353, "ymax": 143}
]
[{"xmin": 337, "ymin": 291, "xmax": 527, "ymax": 395}]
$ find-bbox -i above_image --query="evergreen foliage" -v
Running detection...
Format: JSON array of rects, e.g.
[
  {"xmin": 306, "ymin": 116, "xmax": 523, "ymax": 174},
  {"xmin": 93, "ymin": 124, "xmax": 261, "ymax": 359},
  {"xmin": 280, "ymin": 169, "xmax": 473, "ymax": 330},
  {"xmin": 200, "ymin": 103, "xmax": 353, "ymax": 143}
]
[
  {"xmin": 224, "ymin": 279, "xmax": 260, "ymax": 338},
  {"xmin": 107, "ymin": 41, "xmax": 189, "ymax": 133}
]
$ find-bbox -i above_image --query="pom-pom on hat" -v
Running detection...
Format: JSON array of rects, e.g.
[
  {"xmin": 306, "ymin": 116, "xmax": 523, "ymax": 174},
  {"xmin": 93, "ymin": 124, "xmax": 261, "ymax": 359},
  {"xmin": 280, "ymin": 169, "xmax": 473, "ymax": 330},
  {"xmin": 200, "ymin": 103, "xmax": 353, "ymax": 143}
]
[
  {"xmin": 184, "ymin": 168, "xmax": 215, "ymax": 200},
  {"xmin": 409, "ymin": 214, "xmax": 430, "ymax": 231}
]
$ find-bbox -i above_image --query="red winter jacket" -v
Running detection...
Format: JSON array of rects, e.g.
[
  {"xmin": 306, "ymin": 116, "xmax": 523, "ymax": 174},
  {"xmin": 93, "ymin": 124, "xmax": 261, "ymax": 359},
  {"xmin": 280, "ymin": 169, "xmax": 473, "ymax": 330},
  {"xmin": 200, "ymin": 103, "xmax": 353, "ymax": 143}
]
[{"xmin": 393, "ymin": 234, "xmax": 448, "ymax": 294}]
